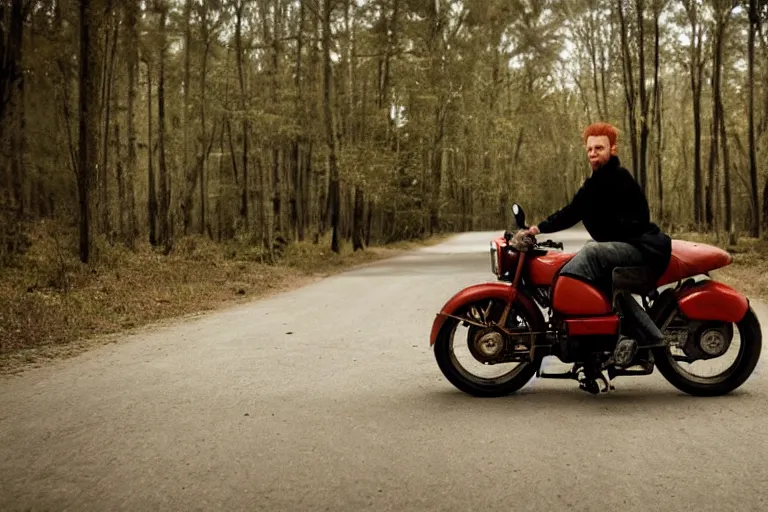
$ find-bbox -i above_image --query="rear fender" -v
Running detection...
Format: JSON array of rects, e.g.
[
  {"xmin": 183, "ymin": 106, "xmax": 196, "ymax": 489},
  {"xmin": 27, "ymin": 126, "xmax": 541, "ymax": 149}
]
[{"xmin": 677, "ymin": 280, "xmax": 749, "ymax": 323}]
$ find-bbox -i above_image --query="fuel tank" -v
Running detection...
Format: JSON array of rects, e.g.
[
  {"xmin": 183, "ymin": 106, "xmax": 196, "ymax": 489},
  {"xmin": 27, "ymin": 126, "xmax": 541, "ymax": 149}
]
[
  {"xmin": 527, "ymin": 252, "xmax": 575, "ymax": 286},
  {"xmin": 551, "ymin": 275, "xmax": 612, "ymax": 316}
]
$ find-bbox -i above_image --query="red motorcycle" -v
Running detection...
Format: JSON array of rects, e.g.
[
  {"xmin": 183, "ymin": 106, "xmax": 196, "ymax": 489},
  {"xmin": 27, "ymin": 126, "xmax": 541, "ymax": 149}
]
[{"xmin": 430, "ymin": 204, "xmax": 762, "ymax": 396}]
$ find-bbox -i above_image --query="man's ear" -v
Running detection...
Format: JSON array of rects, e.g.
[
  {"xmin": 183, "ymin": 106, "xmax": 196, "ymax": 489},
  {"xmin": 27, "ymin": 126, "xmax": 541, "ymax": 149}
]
[{"xmin": 610, "ymin": 145, "xmax": 618, "ymax": 155}]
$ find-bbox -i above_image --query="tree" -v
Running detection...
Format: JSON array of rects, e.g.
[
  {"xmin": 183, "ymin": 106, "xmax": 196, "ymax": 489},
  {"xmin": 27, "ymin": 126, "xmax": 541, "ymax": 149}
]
[
  {"xmin": 617, "ymin": 0, "xmax": 639, "ymax": 181},
  {"xmin": 78, "ymin": 0, "xmax": 102, "ymax": 262},
  {"xmin": 323, "ymin": 0, "xmax": 341, "ymax": 253},
  {"xmin": 747, "ymin": 0, "xmax": 760, "ymax": 236},
  {"xmin": 124, "ymin": 0, "xmax": 139, "ymax": 247},
  {"xmin": 4, "ymin": 0, "xmax": 768, "ymax": 269},
  {"xmin": 682, "ymin": 0, "xmax": 706, "ymax": 228},
  {"xmin": 651, "ymin": 0, "xmax": 667, "ymax": 220}
]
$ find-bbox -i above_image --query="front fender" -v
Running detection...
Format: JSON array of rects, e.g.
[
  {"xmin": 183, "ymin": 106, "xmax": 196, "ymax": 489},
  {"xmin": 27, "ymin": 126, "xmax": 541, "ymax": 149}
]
[
  {"xmin": 429, "ymin": 282, "xmax": 518, "ymax": 346},
  {"xmin": 677, "ymin": 280, "xmax": 749, "ymax": 323}
]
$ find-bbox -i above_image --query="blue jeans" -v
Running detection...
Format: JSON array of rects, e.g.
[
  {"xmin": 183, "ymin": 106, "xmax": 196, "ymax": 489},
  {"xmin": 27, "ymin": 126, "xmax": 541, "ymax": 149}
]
[{"xmin": 560, "ymin": 241, "xmax": 645, "ymax": 296}]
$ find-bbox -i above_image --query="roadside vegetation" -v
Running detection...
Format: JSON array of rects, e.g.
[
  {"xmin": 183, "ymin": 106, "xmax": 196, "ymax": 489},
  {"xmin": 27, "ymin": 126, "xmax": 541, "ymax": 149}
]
[{"xmin": 0, "ymin": 220, "xmax": 443, "ymax": 372}]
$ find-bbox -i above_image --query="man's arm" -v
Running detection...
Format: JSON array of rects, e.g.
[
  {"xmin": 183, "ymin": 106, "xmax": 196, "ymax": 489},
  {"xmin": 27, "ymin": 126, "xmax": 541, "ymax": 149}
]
[{"xmin": 532, "ymin": 186, "xmax": 586, "ymax": 234}]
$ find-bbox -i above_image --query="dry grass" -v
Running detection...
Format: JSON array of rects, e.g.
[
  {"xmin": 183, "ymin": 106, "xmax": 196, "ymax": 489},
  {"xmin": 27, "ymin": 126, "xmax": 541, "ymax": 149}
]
[
  {"xmin": 0, "ymin": 222, "xmax": 446, "ymax": 373},
  {"xmin": 670, "ymin": 230, "xmax": 768, "ymax": 301}
]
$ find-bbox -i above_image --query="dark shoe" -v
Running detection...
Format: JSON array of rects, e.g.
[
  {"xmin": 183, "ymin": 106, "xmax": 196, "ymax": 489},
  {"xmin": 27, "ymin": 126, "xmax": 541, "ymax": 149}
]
[
  {"xmin": 628, "ymin": 348, "xmax": 654, "ymax": 372},
  {"xmin": 613, "ymin": 336, "xmax": 638, "ymax": 367}
]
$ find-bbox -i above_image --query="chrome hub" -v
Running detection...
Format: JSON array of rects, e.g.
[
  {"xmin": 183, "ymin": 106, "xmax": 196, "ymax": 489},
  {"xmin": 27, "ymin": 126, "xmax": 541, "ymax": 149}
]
[
  {"xmin": 467, "ymin": 327, "xmax": 508, "ymax": 364},
  {"xmin": 477, "ymin": 331, "xmax": 504, "ymax": 357},
  {"xmin": 700, "ymin": 329, "xmax": 728, "ymax": 356}
]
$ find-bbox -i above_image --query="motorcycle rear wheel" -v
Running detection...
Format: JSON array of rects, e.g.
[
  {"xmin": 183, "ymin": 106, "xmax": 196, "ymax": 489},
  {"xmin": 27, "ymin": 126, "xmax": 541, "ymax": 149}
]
[
  {"xmin": 653, "ymin": 307, "xmax": 762, "ymax": 396},
  {"xmin": 433, "ymin": 298, "xmax": 542, "ymax": 397}
]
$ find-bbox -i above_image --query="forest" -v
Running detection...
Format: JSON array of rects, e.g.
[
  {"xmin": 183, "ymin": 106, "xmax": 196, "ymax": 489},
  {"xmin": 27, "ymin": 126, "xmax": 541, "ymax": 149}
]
[{"xmin": 1, "ymin": 0, "xmax": 767, "ymax": 262}]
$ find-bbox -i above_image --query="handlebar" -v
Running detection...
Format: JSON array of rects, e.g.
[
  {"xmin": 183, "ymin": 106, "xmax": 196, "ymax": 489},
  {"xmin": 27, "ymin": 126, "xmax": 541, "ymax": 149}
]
[
  {"xmin": 503, "ymin": 230, "xmax": 564, "ymax": 251},
  {"xmin": 536, "ymin": 239, "xmax": 564, "ymax": 250}
]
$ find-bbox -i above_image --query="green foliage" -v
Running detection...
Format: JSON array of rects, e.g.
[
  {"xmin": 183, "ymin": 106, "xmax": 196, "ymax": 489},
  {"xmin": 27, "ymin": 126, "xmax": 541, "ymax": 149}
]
[{"xmin": 0, "ymin": 0, "xmax": 767, "ymax": 262}]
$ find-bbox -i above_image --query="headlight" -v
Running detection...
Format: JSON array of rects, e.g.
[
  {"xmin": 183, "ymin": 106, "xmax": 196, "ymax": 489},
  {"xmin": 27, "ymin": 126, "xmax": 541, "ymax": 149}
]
[{"xmin": 490, "ymin": 242, "xmax": 498, "ymax": 275}]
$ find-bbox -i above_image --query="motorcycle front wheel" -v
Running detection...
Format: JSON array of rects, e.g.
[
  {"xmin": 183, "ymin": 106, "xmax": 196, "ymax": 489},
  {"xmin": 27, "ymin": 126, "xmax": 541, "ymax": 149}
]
[{"xmin": 433, "ymin": 297, "xmax": 542, "ymax": 397}]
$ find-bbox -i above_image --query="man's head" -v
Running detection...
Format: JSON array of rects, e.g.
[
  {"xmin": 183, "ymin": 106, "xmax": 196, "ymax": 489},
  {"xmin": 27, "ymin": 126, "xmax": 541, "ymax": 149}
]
[{"xmin": 583, "ymin": 122, "xmax": 618, "ymax": 171}]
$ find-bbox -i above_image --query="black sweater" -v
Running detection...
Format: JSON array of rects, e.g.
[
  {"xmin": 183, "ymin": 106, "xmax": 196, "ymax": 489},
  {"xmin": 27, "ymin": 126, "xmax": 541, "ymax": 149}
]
[{"xmin": 537, "ymin": 156, "xmax": 672, "ymax": 276}]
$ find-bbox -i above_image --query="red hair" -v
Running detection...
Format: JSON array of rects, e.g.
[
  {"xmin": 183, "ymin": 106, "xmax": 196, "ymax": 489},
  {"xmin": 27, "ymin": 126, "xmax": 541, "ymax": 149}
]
[{"xmin": 583, "ymin": 122, "xmax": 618, "ymax": 147}]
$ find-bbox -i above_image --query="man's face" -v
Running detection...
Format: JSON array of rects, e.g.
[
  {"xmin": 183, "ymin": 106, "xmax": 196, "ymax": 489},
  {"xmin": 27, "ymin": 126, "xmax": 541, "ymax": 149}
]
[{"xmin": 585, "ymin": 135, "xmax": 616, "ymax": 170}]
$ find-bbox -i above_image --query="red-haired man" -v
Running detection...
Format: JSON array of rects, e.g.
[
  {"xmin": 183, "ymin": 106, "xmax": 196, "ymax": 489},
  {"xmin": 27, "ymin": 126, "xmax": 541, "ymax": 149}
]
[{"xmin": 524, "ymin": 122, "xmax": 672, "ymax": 366}]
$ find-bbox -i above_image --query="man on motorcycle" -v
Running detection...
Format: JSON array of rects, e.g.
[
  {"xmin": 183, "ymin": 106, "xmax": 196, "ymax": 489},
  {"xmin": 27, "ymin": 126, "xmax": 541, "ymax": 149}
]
[{"xmin": 523, "ymin": 122, "xmax": 672, "ymax": 366}]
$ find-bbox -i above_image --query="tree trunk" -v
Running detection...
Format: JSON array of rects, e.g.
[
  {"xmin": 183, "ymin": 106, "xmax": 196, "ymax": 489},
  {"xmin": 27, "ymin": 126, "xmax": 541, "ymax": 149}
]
[
  {"xmin": 292, "ymin": 0, "xmax": 305, "ymax": 242},
  {"xmin": 235, "ymin": 1, "xmax": 249, "ymax": 231},
  {"xmin": 587, "ymin": 12, "xmax": 605, "ymax": 120},
  {"xmin": 599, "ymin": 10, "xmax": 610, "ymax": 120},
  {"xmin": 124, "ymin": 0, "xmax": 138, "ymax": 247},
  {"xmin": 707, "ymin": 4, "xmax": 732, "ymax": 233},
  {"xmin": 1, "ymin": 0, "xmax": 25, "ymax": 219},
  {"xmin": 706, "ymin": 121, "xmax": 718, "ymax": 231},
  {"xmin": 78, "ymin": 0, "xmax": 101, "ymax": 263},
  {"xmin": 322, "ymin": 0, "xmax": 341, "ymax": 253},
  {"xmin": 100, "ymin": 20, "xmax": 118, "ymax": 238},
  {"xmin": 684, "ymin": 0, "xmax": 705, "ymax": 227},
  {"xmin": 428, "ymin": 2, "xmax": 445, "ymax": 235},
  {"xmin": 748, "ymin": 0, "xmax": 759, "ymax": 237},
  {"xmin": 720, "ymin": 98, "xmax": 734, "ymax": 243},
  {"xmin": 272, "ymin": 0, "xmax": 283, "ymax": 244},
  {"xmin": 380, "ymin": 0, "xmax": 399, "ymax": 117},
  {"xmin": 617, "ymin": 0, "xmax": 638, "ymax": 179},
  {"xmin": 146, "ymin": 59, "xmax": 158, "ymax": 247},
  {"xmin": 652, "ymin": 1, "xmax": 663, "ymax": 220},
  {"xmin": 304, "ymin": 141, "xmax": 313, "ymax": 240},
  {"xmin": 635, "ymin": 0, "xmax": 648, "ymax": 193},
  {"xmin": 290, "ymin": 141, "xmax": 300, "ymax": 240},
  {"xmin": 181, "ymin": 0, "xmax": 192, "ymax": 235},
  {"xmin": 0, "ymin": 0, "xmax": 23, "ymax": 127},
  {"xmin": 157, "ymin": 0, "xmax": 170, "ymax": 250},
  {"xmin": 715, "ymin": 3, "xmax": 734, "ymax": 241},
  {"xmin": 114, "ymin": 123, "xmax": 125, "ymax": 238},
  {"xmin": 365, "ymin": 198, "xmax": 373, "ymax": 246},
  {"xmin": 200, "ymin": 32, "xmax": 212, "ymax": 236},
  {"xmin": 217, "ymin": 117, "xmax": 225, "ymax": 241}
]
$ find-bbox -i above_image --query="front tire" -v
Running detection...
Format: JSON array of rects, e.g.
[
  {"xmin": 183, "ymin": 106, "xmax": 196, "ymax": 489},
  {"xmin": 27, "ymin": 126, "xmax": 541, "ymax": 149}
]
[
  {"xmin": 654, "ymin": 307, "xmax": 762, "ymax": 396},
  {"xmin": 433, "ymin": 296, "xmax": 544, "ymax": 397}
]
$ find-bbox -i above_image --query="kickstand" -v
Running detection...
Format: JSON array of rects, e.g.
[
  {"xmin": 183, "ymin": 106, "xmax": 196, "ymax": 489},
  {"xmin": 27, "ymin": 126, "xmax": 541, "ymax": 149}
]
[
  {"xmin": 596, "ymin": 371, "xmax": 615, "ymax": 392},
  {"xmin": 577, "ymin": 359, "xmax": 616, "ymax": 394}
]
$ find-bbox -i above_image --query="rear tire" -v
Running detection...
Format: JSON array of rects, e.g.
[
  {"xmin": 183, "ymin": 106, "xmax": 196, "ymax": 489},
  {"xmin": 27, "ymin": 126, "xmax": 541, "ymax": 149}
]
[{"xmin": 654, "ymin": 307, "xmax": 762, "ymax": 397}]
